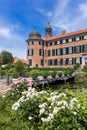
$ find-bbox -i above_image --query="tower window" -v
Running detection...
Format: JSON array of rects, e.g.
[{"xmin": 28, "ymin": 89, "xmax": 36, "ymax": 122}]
[
  {"xmin": 28, "ymin": 59, "xmax": 32, "ymax": 66},
  {"xmin": 28, "ymin": 41, "xmax": 34, "ymax": 45},
  {"xmin": 28, "ymin": 49, "xmax": 33, "ymax": 56},
  {"xmin": 39, "ymin": 49, "xmax": 44, "ymax": 56}
]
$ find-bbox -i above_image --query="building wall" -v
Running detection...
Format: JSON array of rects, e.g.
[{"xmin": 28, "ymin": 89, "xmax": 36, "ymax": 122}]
[
  {"xmin": 27, "ymin": 40, "xmax": 44, "ymax": 68},
  {"xmin": 27, "ymin": 32, "xmax": 87, "ymax": 68}
]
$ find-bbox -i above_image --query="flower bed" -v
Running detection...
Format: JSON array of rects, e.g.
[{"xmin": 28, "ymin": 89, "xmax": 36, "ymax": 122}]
[{"xmin": 0, "ymin": 77, "xmax": 87, "ymax": 130}]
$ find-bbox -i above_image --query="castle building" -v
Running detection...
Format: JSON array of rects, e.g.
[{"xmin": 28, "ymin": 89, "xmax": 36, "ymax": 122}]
[{"xmin": 26, "ymin": 23, "xmax": 87, "ymax": 68}]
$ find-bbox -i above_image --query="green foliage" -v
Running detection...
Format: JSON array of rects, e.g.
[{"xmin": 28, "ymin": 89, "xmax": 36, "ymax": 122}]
[
  {"xmin": 0, "ymin": 83, "xmax": 87, "ymax": 130},
  {"xmin": 83, "ymin": 64, "xmax": 87, "ymax": 72},
  {"xmin": 73, "ymin": 63, "xmax": 80, "ymax": 70},
  {"xmin": 1, "ymin": 50, "xmax": 13, "ymax": 64},
  {"xmin": 14, "ymin": 61, "xmax": 25, "ymax": 74}
]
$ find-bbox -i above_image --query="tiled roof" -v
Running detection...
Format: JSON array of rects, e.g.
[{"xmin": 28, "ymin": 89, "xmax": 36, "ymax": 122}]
[
  {"xmin": 13, "ymin": 58, "xmax": 27, "ymax": 64},
  {"xmin": 42, "ymin": 28, "xmax": 87, "ymax": 41}
]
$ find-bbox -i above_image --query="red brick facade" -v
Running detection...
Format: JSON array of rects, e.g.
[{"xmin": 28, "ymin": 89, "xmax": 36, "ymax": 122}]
[{"xmin": 26, "ymin": 23, "xmax": 87, "ymax": 68}]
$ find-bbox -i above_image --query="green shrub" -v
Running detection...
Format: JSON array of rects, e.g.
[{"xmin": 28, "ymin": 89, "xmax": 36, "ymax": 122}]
[
  {"xmin": 73, "ymin": 63, "xmax": 80, "ymax": 70},
  {"xmin": 83, "ymin": 64, "xmax": 87, "ymax": 72}
]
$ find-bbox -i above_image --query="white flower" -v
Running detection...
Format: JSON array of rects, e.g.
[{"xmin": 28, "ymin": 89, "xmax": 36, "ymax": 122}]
[
  {"xmin": 53, "ymin": 107, "xmax": 58, "ymax": 115},
  {"xmin": 28, "ymin": 116, "xmax": 32, "ymax": 120},
  {"xmin": 39, "ymin": 108, "xmax": 45, "ymax": 115},
  {"xmin": 49, "ymin": 113, "xmax": 54, "ymax": 119},
  {"xmin": 72, "ymin": 111, "xmax": 77, "ymax": 115},
  {"xmin": 39, "ymin": 103, "xmax": 47, "ymax": 108},
  {"xmin": 2, "ymin": 95, "xmax": 5, "ymax": 98},
  {"xmin": 12, "ymin": 101, "xmax": 20, "ymax": 110},
  {"xmin": 77, "ymin": 104, "xmax": 80, "ymax": 109},
  {"xmin": 46, "ymin": 116, "xmax": 51, "ymax": 122}
]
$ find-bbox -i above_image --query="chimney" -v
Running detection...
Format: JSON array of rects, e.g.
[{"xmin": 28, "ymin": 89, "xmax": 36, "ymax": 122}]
[{"xmin": 62, "ymin": 30, "xmax": 66, "ymax": 35}]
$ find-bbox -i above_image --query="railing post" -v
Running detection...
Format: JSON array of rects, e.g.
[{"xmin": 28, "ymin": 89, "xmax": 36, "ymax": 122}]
[{"xmin": 6, "ymin": 74, "xmax": 9, "ymax": 86}]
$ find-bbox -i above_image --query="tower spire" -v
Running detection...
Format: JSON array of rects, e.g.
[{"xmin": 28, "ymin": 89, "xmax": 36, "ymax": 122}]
[{"xmin": 45, "ymin": 22, "xmax": 52, "ymax": 37}]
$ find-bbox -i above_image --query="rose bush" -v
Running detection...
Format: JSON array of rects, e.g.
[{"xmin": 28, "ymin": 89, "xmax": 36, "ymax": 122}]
[{"xmin": 11, "ymin": 87, "xmax": 86, "ymax": 130}]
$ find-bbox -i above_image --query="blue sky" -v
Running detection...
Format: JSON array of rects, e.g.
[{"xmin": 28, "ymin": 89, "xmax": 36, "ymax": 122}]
[{"xmin": 0, "ymin": 0, "xmax": 87, "ymax": 59}]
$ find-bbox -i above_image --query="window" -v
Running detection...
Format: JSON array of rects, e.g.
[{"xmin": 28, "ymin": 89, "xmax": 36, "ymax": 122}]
[
  {"xmin": 44, "ymin": 50, "xmax": 47, "ymax": 56},
  {"xmin": 48, "ymin": 42, "xmax": 50, "ymax": 46},
  {"xmin": 52, "ymin": 49, "xmax": 55, "ymax": 56},
  {"xmin": 28, "ymin": 59, "xmax": 32, "ymax": 66},
  {"xmin": 28, "ymin": 49, "xmax": 33, "ymax": 56},
  {"xmin": 52, "ymin": 41, "xmax": 55, "ymax": 45},
  {"xmin": 69, "ymin": 47, "xmax": 73, "ymax": 54},
  {"xmin": 62, "ymin": 58, "xmax": 66, "ymax": 65},
  {"xmin": 54, "ymin": 59, "xmax": 57, "ymax": 65},
  {"xmin": 76, "ymin": 37, "xmax": 80, "ymax": 41},
  {"xmin": 57, "ymin": 59, "xmax": 60, "ymax": 65},
  {"xmin": 57, "ymin": 40, "xmax": 60, "ymax": 44},
  {"xmin": 55, "ymin": 41, "xmax": 57, "ymax": 45},
  {"xmin": 28, "ymin": 41, "xmax": 34, "ymax": 45},
  {"xmin": 48, "ymin": 60, "xmax": 52, "ymax": 66},
  {"xmin": 50, "ymin": 42, "xmax": 52, "ymax": 46},
  {"xmin": 69, "ymin": 58, "xmax": 72, "ymax": 65},
  {"xmin": 84, "ymin": 45, "xmax": 87, "ymax": 52},
  {"xmin": 41, "ymin": 59, "xmax": 44, "ymax": 66},
  {"xmin": 75, "ymin": 46, "xmax": 81, "ymax": 53},
  {"xmin": 48, "ymin": 50, "xmax": 51, "ymax": 56},
  {"xmin": 68, "ymin": 38, "xmax": 72, "ymax": 42},
  {"xmin": 56, "ymin": 48, "xmax": 60, "ymax": 55},
  {"xmin": 46, "ymin": 42, "xmax": 48, "ymax": 46},
  {"xmin": 84, "ymin": 35, "xmax": 87, "ymax": 40},
  {"xmin": 76, "ymin": 58, "xmax": 80, "ymax": 64},
  {"xmin": 39, "ymin": 41, "xmax": 44, "ymax": 46},
  {"xmin": 62, "ymin": 39, "xmax": 66, "ymax": 43},
  {"xmin": 62, "ymin": 48, "xmax": 66, "ymax": 54},
  {"xmin": 39, "ymin": 49, "xmax": 44, "ymax": 56}
]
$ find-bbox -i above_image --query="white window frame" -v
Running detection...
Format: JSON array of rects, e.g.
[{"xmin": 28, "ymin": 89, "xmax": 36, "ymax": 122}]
[
  {"xmin": 76, "ymin": 58, "xmax": 80, "ymax": 64},
  {"xmin": 76, "ymin": 37, "xmax": 80, "ymax": 41},
  {"xmin": 84, "ymin": 35, "xmax": 87, "ymax": 40},
  {"xmin": 62, "ymin": 39, "xmax": 66, "ymax": 43},
  {"xmin": 63, "ymin": 48, "xmax": 66, "ymax": 54},
  {"xmin": 69, "ymin": 47, "xmax": 72, "ymax": 54},
  {"xmin": 56, "ymin": 48, "xmax": 60, "ymax": 55},
  {"xmin": 57, "ymin": 40, "xmax": 60, "ymax": 44},
  {"xmin": 69, "ymin": 58, "xmax": 72, "ymax": 65},
  {"xmin": 68, "ymin": 38, "xmax": 72, "ymax": 42}
]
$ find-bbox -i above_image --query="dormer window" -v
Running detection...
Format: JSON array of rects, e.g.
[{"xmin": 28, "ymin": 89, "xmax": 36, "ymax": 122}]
[
  {"xmin": 62, "ymin": 39, "xmax": 66, "ymax": 43},
  {"xmin": 57, "ymin": 40, "xmax": 60, "ymax": 44},
  {"xmin": 84, "ymin": 35, "xmax": 87, "ymax": 40},
  {"xmin": 76, "ymin": 36, "xmax": 80, "ymax": 41},
  {"xmin": 68, "ymin": 38, "xmax": 72, "ymax": 42}
]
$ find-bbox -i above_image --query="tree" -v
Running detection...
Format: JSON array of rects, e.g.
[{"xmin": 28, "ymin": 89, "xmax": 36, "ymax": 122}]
[
  {"xmin": 1, "ymin": 50, "xmax": 13, "ymax": 64},
  {"xmin": 14, "ymin": 61, "xmax": 25, "ymax": 74}
]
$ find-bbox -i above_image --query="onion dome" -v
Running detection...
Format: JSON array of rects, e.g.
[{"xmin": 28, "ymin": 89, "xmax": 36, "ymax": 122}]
[{"xmin": 29, "ymin": 30, "xmax": 41, "ymax": 40}]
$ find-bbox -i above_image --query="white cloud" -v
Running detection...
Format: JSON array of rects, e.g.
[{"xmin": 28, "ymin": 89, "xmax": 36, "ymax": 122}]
[
  {"xmin": 0, "ymin": 28, "xmax": 11, "ymax": 39},
  {"xmin": 0, "ymin": 20, "xmax": 26, "ymax": 59},
  {"xmin": 36, "ymin": 8, "xmax": 52, "ymax": 17},
  {"xmin": 78, "ymin": 3, "xmax": 87, "ymax": 18},
  {"xmin": 50, "ymin": 0, "xmax": 87, "ymax": 33}
]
